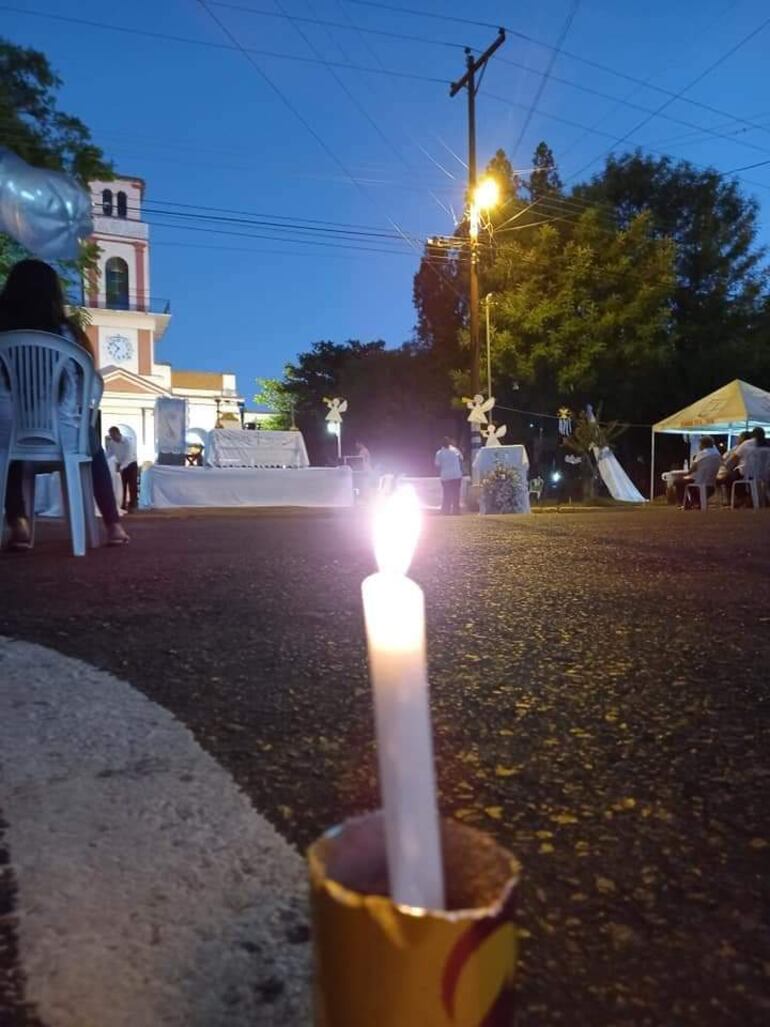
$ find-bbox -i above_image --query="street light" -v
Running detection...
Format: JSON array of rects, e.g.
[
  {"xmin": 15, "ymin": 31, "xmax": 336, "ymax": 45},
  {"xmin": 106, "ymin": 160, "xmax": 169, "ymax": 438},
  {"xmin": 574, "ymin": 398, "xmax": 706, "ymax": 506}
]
[{"xmin": 474, "ymin": 176, "xmax": 500, "ymax": 212}]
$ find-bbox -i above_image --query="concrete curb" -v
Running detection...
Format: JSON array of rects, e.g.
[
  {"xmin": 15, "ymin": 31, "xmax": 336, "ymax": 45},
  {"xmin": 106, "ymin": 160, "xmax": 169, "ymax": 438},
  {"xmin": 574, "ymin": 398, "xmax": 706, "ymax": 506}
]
[{"xmin": 0, "ymin": 637, "xmax": 311, "ymax": 1027}]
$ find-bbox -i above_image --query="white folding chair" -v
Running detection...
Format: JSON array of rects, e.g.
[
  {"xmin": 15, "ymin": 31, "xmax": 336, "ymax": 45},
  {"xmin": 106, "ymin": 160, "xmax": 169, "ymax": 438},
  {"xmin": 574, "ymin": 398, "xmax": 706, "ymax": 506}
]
[
  {"xmin": 528, "ymin": 475, "xmax": 544, "ymax": 501},
  {"xmin": 731, "ymin": 447, "xmax": 770, "ymax": 510},
  {"xmin": 683, "ymin": 453, "xmax": 721, "ymax": 512},
  {"xmin": 0, "ymin": 330, "xmax": 102, "ymax": 556}
]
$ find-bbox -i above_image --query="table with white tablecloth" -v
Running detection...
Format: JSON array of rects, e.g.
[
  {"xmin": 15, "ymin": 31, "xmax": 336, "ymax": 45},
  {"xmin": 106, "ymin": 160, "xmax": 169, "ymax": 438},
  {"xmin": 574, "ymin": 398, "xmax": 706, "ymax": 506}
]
[
  {"xmin": 472, "ymin": 444, "xmax": 531, "ymax": 514},
  {"xmin": 205, "ymin": 429, "xmax": 309, "ymax": 468},
  {"xmin": 33, "ymin": 457, "xmax": 123, "ymax": 517},
  {"xmin": 139, "ymin": 465, "xmax": 353, "ymax": 509}
]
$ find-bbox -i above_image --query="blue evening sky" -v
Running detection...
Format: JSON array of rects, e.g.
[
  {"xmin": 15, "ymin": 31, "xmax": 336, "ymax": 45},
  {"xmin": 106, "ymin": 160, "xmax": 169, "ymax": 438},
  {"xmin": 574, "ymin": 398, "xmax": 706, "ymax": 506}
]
[{"xmin": 3, "ymin": 1, "xmax": 770, "ymax": 405}]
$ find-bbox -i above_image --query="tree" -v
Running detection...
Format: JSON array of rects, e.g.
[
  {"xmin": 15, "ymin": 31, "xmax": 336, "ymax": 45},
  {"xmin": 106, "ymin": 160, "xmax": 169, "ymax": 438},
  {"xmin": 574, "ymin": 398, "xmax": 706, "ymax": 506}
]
[
  {"xmin": 267, "ymin": 339, "xmax": 459, "ymax": 472},
  {"xmin": 527, "ymin": 141, "xmax": 563, "ymax": 201},
  {"xmin": 574, "ymin": 151, "xmax": 770, "ymax": 401},
  {"xmin": 485, "ymin": 207, "xmax": 676, "ymax": 421},
  {"xmin": 253, "ymin": 378, "xmax": 294, "ymax": 430},
  {"xmin": 412, "ymin": 148, "xmax": 522, "ymax": 367},
  {"xmin": 0, "ymin": 38, "xmax": 112, "ymax": 281}
]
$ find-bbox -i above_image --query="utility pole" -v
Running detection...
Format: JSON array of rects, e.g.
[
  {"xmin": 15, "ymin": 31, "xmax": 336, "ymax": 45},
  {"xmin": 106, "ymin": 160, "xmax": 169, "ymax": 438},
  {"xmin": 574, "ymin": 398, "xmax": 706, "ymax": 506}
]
[
  {"xmin": 450, "ymin": 29, "xmax": 505, "ymax": 476},
  {"xmin": 484, "ymin": 293, "xmax": 493, "ymax": 399}
]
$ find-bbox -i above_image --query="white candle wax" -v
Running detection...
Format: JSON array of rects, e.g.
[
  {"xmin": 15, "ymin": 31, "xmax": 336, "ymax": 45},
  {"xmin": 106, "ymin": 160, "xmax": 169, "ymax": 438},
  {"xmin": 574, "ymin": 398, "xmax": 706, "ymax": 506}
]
[{"xmin": 361, "ymin": 489, "xmax": 444, "ymax": 910}]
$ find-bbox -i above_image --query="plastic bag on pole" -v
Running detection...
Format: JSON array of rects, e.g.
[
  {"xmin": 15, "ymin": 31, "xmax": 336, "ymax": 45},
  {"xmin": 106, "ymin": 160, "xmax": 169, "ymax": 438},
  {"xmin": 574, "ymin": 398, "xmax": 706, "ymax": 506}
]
[{"xmin": 0, "ymin": 147, "xmax": 93, "ymax": 261}]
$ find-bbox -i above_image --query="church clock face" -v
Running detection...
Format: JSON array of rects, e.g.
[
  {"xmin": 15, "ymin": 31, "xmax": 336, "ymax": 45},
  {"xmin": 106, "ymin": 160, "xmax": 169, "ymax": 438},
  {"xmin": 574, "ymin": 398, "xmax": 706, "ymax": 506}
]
[{"xmin": 106, "ymin": 333, "xmax": 134, "ymax": 362}]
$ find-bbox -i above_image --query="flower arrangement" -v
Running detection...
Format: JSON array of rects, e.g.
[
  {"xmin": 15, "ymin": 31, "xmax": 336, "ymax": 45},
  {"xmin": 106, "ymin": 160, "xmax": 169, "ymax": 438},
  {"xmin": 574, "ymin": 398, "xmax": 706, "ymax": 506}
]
[{"xmin": 480, "ymin": 460, "xmax": 526, "ymax": 514}]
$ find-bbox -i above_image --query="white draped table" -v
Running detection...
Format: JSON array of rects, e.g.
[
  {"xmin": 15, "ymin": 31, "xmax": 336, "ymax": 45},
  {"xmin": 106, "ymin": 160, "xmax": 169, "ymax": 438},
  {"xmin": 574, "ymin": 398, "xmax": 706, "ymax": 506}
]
[
  {"xmin": 33, "ymin": 457, "xmax": 123, "ymax": 518},
  {"xmin": 472, "ymin": 444, "xmax": 531, "ymax": 514},
  {"xmin": 205, "ymin": 429, "xmax": 309, "ymax": 468},
  {"xmin": 139, "ymin": 465, "xmax": 354, "ymax": 509}
]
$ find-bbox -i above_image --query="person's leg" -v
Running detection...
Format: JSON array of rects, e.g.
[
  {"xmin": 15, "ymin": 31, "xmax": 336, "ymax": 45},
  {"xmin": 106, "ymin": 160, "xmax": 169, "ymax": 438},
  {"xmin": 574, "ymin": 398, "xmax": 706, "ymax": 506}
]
[
  {"xmin": 120, "ymin": 467, "xmax": 129, "ymax": 510},
  {"xmin": 3, "ymin": 462, "xmax": 31, "ymax": 549},
  {"xmin": 4, "ymin": 462, "xmax": 26, "ymax": 521},
  {"xmin": 675, "ymin": 478, "xmax": 690, "ymax": 506},
  {"xmin": 126, "ymin": 462, "xmax": 139, "ymax": 509},
  {"xmin": 91, "ymin": 448, "xmax": 129, "ymax": 542},
  {"xmin": 440, "ymin": 480, "xmax": 450, "ymax": 515},
  {"xmin": 450, "ymin": 478, "xmax": 461, "ymax": 514}
]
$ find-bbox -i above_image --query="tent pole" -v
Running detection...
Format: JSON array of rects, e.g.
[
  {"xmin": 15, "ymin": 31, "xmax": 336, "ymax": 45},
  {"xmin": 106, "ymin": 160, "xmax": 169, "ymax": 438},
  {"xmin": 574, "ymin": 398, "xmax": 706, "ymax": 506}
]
[{"xmin": 649, "ymin": 429, "xmax": 656, "ymax": 502}]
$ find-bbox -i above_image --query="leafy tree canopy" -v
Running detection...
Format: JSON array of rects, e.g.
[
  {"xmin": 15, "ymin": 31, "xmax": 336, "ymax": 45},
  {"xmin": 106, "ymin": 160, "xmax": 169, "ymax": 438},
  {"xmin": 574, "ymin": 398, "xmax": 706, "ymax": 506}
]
[
  {"xmin": 1, "ymin": 38, "xmax": 112, "ymax": 282},
  {"xmin": 413, "ymin": 141, "xmax": 770, "ymax": 427},
  {"xmin": 265, "ymin": 339, "xmax": 460, "ymax": 472}
]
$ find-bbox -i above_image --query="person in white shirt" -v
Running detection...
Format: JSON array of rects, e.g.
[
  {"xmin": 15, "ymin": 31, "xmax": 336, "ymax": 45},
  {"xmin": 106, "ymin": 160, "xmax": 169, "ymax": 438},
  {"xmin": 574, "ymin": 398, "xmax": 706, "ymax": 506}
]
[
  {"xmin": 675, "ymin": 436, "xmax": 721, "ymax": 507},
  {"xmin": 434, "ymin": 436, "xmax": 464, "ymax": 515},
  {"xmin": 107, "ymin": 426, "xmax": 139, "ymax": 511},
  {"xmin": 722, "ymin": 426, "xmax": 766, "ymax": 507}
]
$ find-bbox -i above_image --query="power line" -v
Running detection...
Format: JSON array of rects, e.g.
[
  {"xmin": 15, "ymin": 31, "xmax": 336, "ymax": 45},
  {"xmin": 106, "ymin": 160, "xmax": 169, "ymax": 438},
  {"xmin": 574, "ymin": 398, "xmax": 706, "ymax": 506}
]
[
  {"xmin": 208, "ymin": 0, "xmax": 770, "ymax": 156},
  {"xmin": 5, "ymin": 7, "xmax": 768, "ymax": 190},
  {"xmin": 268, "ymin": 0, "xmax": 441, "ymax": 220},
  {"xmin": 209, "ymin": 0, "xmax": 470, "ymax": 50},
  {"xmin": 192, "ymin": 0, "xmax": 466, "ymax": 301},
  {"xmin": 568, "ymin": 11, "xmax": 770, "ymax": 181},
  {"xmin": 0, "ymin": 4, "xmax": 446, "ymax": 84},
  {"xmin": 144, "ymin": 219, "xmax": 418, "ymax": 255},
  {"xmin": 483, "ymin": 92, "xmax": 770, "ymax": 196},
  {"xmin": 124, "ymin": 197, "xmax": 408, "ymax": 234},
  {"xmin": 342, "ymin": 0, "xmax": 770, "ymax": 139},
  {"xmin": 511, "ymin": 0, "xmax": 580, "ymax": 159}
]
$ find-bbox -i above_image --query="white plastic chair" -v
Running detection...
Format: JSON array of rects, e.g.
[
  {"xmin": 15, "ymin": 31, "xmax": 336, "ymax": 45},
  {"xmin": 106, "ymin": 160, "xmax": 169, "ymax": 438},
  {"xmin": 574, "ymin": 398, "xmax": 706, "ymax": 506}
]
[
  {"xmin": 683, "ymin": 453, "xmax": 721, "ymax": 512},
  {"xmin": 0, "ymin": 330, "xmax": 102, "ymax": 556},
  {"xmin": 528, "ymin": 475, "xmax": 544, "ymax": 501},
  {"xmin": 731, "ymin": 447, "xmax": 770, "ymax": 510}
]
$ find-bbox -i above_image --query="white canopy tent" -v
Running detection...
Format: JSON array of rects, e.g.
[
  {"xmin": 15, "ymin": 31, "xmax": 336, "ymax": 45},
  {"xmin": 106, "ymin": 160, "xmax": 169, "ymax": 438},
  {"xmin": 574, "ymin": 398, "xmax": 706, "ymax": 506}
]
[{"xmin": 650, "ymin": 379, "xmax": 770, "ymax": 499}]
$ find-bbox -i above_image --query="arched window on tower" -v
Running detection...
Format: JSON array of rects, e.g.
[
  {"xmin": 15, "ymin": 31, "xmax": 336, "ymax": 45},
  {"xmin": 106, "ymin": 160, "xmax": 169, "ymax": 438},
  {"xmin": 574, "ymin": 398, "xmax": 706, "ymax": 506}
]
[
  {"xmin": 102, "ymin": 189, "xmax": 113, "ymax": 216},
  {"xmin": 105, "ymin": 257, "xmax": 129, "ymax": 310},
  {"xmin": 117, "ymin": 191, "xmax": 127, "ymax": 218}
]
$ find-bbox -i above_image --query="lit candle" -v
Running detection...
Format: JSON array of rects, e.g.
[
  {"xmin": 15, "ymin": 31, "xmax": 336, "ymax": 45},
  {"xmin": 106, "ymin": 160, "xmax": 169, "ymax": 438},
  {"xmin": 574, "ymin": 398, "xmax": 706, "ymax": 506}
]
[{"xmin": 361, "ymin": 486, "xmax": 445, "ymax": 910}]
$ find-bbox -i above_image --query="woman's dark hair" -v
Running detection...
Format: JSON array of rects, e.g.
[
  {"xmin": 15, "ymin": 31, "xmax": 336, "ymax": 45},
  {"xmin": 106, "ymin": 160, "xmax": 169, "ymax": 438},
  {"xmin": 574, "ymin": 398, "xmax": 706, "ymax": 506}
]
[
  {"xmin": 752, "ymin": 426, "xmax": 767, "ymax": 447},
  {"xmin": 0, "ymin": 259, "xmax": 68, "ymax": 332},
  {"xmin": 0, "ymin": 259, "xmax": 90, "ymax": 354}
]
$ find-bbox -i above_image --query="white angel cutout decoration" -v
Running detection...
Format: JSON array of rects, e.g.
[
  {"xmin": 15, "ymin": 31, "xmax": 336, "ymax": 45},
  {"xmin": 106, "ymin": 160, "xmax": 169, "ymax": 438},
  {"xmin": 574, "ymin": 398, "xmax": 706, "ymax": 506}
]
[
  {"xmin": 463, "ymin": 393, "xmax": 495, "ymax": 425},
  {"xmin": 482, "ymin": 423, "xmax": 507, "ymax": 447},
  {"xmin": 324, "ymin": 397, "xmax": 348, "ymax": 423}
]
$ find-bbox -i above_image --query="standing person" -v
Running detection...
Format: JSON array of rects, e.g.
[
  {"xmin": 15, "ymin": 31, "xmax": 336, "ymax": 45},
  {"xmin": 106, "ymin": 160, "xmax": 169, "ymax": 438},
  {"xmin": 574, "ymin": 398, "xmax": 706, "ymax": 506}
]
[
  {"xmin": 0, "ymin": 259, "xmax": 129, "ymax": 550},
  {"xmin": 107, "ymin": 426, "xmax": 139, "ymax": 511},
  {"xmin": 434, "ymin": 436, "xmax": 463, "ymax": 515}
]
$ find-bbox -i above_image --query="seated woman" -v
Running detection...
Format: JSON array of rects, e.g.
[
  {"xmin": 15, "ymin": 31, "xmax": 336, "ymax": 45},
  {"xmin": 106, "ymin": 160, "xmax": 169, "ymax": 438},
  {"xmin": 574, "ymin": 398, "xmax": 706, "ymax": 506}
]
[
  {"xmin": 0, "ymin": 259, "xmax": 130, "ymax": 550},
  {"xmin": 675, "ymin": 435, "xmax": 721, "ymax": 509},
  {"xmin": 722, "ymin": 427, "xmax": 767, "ymax": 507}
]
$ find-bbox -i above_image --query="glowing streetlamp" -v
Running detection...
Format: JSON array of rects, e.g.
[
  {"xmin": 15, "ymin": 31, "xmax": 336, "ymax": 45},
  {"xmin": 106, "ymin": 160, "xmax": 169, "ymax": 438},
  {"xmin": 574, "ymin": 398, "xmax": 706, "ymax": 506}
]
[{"xmin": 474, "ymin": 176, "xmax": 500, "ymax": 213}]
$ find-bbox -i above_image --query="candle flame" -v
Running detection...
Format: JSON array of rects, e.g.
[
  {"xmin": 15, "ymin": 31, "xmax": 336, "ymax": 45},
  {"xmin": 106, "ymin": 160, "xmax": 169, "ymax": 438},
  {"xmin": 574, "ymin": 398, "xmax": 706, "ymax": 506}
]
[{"xmin": 373, "ymin": 485, "xmax": 421, "ymax": 576}]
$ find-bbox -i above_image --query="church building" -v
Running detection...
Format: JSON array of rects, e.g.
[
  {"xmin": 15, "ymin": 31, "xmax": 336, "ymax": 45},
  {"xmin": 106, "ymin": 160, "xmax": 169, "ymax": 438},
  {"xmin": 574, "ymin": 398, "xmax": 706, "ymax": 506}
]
[{"xmin": 83, "ymin": 175, "xmax": 244, "ymax": 462}]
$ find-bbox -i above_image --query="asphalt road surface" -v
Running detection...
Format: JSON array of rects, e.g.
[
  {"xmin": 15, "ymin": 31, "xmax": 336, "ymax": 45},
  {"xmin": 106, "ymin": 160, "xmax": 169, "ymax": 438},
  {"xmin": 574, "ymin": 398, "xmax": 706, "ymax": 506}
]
[{"xmin": 1, "ymin": 506, "xmax": 769, "ymax": 1026}]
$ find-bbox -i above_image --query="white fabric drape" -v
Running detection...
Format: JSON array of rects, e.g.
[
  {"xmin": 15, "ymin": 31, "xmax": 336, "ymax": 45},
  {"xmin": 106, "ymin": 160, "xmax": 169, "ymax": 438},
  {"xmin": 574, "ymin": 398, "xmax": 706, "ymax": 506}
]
[
  {"xmin": 139, "ymin": 465, "xmax": 352, "ymax": 509},
  {"xmin": 205, "ymin": 429, "xmax": 309, "ymax": 468}
]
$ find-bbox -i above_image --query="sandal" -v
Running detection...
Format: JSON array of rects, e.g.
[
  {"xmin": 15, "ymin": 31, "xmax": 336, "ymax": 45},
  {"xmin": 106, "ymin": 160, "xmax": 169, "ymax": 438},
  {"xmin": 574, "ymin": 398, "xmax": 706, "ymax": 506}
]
[{"xmin": 106, "ymin": 524, "xmax": 130, "ymax": 546}]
